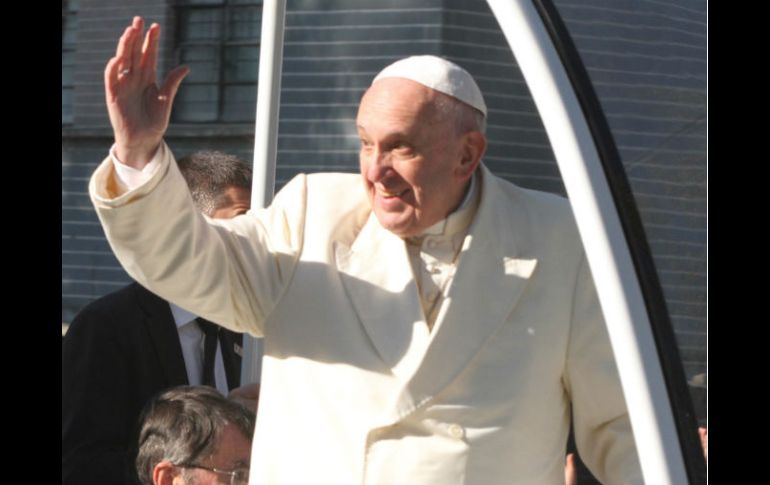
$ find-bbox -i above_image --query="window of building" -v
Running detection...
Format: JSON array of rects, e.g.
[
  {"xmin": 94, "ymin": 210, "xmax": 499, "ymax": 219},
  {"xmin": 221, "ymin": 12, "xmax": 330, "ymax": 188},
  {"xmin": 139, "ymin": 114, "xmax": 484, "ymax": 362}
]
[
  {"xmin": 173, "ymin": 0, "xmax": 262, "ymax": 123},
  {"xmin": 62, "ymin": 0, "xmax": 78, "ymax": 124}
]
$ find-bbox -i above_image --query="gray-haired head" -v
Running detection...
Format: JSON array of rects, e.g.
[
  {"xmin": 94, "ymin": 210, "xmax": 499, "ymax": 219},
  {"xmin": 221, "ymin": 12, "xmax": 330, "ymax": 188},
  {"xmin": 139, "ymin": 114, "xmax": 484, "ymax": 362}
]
[
  {"xmin": 176, "ymin": 151, "xmax": 253, "ymax": 216},
  {"xmin": 134, "ymin": 385, "xmax": 256, "ymax": 485}
]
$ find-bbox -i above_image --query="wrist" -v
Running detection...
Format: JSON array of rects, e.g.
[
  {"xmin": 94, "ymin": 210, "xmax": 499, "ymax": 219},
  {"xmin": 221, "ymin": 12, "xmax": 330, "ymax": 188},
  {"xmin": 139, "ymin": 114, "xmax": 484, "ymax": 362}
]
[{"xmin": 113, "ymin": 140, "xmax": 161, "ymax": 169}]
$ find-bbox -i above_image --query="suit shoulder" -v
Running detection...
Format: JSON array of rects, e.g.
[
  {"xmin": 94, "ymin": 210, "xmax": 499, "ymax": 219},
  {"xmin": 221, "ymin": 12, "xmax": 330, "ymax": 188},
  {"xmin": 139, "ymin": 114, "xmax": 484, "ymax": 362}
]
[
  {"xmin": 490, "ymin": 173, "xmax": 574, "ymax": 223},
  {"xmin": 483, "ymin": 171, "xmax": 583, "ymax": 263},
  {"xmin": 65, "ymin": 283, "xmax": 151, "ymax": 337},
  {"xmin": 519, "ymin": 186, "xmax": 574, "ymax": 224}
]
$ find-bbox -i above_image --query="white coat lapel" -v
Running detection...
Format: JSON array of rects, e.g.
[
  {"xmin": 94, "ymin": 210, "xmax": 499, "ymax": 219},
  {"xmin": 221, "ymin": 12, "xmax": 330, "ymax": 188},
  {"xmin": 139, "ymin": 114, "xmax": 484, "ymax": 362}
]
[
  {"xmin": 403, "ymin": 166, "xmax": 538, "ymax": 410},
  {"xmin": 334, "ymin": 213, "xmax": 430, "ymax": 382}
]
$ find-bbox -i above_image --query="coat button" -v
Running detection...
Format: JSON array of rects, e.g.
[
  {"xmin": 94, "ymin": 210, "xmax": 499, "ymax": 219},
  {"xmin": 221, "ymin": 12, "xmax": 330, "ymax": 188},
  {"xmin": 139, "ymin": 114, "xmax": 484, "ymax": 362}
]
[{"xmin": 447, "ymin": 424, "xmax": 464, "ymax": 439}]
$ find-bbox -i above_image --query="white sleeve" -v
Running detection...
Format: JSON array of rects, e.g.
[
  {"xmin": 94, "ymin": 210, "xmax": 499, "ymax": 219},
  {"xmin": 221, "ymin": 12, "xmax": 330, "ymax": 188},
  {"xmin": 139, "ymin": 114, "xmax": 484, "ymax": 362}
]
[
  {"xmin": 564, "ymin": 255, "xmax": 643, "ymax": 484},
  {"xmin": 110, "ymin": 144, "xmax": 163, "ymax": 190},
  {"xmin": 89, "ymin": 143, "xmax": 168, "ymax": 203},
  {"xmin": 89, "ymin": 142, "xmax": 306, "ymax": 337}
]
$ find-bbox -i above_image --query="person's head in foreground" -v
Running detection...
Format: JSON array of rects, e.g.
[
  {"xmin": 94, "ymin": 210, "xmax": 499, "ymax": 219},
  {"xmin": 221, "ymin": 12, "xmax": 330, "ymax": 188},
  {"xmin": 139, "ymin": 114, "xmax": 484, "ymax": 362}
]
[{"xmin": 135, "ymin": 385, "xmax": 256, "ymax": 485}]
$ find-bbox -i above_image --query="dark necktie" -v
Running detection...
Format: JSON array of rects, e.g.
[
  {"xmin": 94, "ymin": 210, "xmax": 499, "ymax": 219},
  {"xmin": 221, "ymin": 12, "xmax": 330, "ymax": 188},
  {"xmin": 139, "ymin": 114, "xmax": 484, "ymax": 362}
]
[{"xmin": 195, "ymin": 318, "xmax": 219, "ymax": 388}]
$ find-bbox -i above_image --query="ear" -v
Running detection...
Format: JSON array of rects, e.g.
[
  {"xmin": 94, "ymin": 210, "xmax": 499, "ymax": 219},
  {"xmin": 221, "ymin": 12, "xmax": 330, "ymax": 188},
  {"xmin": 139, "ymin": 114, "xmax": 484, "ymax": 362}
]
[
  {"xmin": 153, "ymin": 461, "xmax": 181, "ymax": 485},
  {"xmin": 456, "ymin": 130, "xmax": 487, "ymax": 180}
]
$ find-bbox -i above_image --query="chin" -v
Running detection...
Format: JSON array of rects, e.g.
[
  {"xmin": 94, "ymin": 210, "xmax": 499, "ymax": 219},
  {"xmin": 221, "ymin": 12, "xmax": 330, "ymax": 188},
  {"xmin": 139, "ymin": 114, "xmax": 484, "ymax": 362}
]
[{"xmin": 374, "ymin": 209, "xmax": 416, "ymax": 237}]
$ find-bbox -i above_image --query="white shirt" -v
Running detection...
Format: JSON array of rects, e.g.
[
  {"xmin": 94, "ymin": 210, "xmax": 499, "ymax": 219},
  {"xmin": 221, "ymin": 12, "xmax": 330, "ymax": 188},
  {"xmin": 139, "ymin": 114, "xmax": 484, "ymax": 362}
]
[
  {"xmin": 169, "ymin": 303, "xmax": 230, "ymax": 396},
  {"xmin": 108, "ymin": 144, "xmax": 162, "ymax": 190},
  {"xmin": 405, "ymin": 173, "xmax": 480, "ymax": 330}
]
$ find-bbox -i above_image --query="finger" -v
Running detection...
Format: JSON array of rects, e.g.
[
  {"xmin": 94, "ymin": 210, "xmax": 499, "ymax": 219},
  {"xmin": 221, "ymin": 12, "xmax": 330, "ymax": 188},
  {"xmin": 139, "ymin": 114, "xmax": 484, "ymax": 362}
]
[
  {"xmin": 141, "ymin": 23, "xmax": 160, "ymax": 84},
  {"xmin": 120, "ymin": 27, "xmax": 140, "ymax": 74},
  {"xmin": 564, "ymin": 454, "xmax": 577, "ymax": 485},
  {"xmin": 114, "ymin": 26, "xmax": 134, "ymax": 68},
  {"xmin": 159, "ymin": 65, "xmax": 190, "ymax": 103},
  {"xmin": 131, "ymin": 17, "xmax": 145, "ymax": 78},
  {"xmin": 104, "ymin": 57, "xmax": 121, "ymax": 101}
]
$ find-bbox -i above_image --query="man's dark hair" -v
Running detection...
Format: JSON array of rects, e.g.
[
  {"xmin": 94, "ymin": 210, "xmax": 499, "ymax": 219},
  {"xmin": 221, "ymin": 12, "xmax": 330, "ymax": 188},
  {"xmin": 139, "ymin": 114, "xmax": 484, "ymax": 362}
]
[
  {"xmin": 177, "ymin": 151, "xmax": 253, "ymax": 215},
  {"xmin": 135, "ymin": 385, "xmax": 256, "ymax": 485}
]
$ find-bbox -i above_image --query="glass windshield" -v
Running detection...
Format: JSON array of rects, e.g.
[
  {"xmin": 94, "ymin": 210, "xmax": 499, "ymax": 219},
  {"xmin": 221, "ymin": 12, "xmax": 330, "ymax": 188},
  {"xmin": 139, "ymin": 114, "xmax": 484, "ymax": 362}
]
[{"xmin": 549, "ymin": 0, "xmax": 707, "ymax": 425}]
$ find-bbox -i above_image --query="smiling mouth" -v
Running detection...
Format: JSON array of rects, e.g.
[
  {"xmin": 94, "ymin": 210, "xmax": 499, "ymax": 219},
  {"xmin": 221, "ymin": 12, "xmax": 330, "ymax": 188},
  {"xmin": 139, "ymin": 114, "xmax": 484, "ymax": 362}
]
[{"xmin": 377, "ymin": 188, "xmax": 408, "ymax": 198}]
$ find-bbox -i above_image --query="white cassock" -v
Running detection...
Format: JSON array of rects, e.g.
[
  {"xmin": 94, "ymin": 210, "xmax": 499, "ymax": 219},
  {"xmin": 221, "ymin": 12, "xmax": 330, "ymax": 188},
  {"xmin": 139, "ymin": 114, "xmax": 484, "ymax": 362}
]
[{"xmin": 90, "ymin": 142, "xmax": 641, "ymax": 485}]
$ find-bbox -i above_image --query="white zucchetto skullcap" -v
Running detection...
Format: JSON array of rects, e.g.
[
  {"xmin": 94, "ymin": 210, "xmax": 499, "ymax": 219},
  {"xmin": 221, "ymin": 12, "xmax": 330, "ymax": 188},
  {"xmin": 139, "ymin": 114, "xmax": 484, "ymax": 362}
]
[{"xmin": 372, "ymin": 55, "xmax": 487, "ymax": 117}]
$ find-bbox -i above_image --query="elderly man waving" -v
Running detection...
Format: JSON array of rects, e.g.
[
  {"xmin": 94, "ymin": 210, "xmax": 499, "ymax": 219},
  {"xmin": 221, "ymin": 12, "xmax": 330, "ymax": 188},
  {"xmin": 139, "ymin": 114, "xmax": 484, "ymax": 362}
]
[{"xmin": 91, "ymin": 16, "xmax": 641, "ymax": 485}]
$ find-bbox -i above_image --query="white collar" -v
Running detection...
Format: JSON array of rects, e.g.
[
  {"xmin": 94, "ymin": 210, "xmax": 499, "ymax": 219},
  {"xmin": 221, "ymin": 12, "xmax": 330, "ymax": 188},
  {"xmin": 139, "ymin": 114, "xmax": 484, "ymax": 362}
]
[
  {"xmin": 169, "ymin": 303, "xmax": 198, "ymax": 329},
  {"xmin": 419, "ymin": 171, "xmax": 479, "ymax": 237}
]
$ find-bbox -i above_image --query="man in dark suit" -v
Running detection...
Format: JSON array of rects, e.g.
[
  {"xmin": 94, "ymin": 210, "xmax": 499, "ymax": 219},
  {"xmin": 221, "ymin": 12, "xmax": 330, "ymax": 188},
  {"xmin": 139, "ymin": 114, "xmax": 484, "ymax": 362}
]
[{"xmin": 62, "ymin": 151, "xmax": 253, "ymax": 485}]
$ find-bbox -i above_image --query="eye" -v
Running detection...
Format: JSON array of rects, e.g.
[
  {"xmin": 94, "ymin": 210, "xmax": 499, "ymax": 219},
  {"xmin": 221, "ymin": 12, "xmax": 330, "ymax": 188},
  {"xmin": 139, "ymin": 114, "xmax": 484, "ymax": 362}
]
[{"xmin": 393, "ymin": 143, "xmax": 414, "ymax": 155}]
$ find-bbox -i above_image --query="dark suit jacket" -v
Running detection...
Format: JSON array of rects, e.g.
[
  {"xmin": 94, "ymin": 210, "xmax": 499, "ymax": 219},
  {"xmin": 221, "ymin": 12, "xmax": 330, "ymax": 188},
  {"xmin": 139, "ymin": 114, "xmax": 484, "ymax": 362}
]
[{"xmin": 62, "ymin": 282, "xmax": 242, "ymax": 485}]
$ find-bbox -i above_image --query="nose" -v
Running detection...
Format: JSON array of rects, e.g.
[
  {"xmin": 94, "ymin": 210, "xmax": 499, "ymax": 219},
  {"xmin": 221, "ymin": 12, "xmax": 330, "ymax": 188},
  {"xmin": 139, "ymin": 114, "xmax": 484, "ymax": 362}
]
[{"xmin": 362, "ymin": 146, "xmax": 392, "ymax": 183}]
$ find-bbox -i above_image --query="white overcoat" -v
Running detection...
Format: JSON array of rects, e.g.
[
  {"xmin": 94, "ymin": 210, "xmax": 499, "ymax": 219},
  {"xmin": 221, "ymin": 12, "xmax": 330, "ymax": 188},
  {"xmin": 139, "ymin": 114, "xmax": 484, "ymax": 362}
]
[{"xmin": 90, "ymin": 143, "xmax": 641, "ymax": 484}]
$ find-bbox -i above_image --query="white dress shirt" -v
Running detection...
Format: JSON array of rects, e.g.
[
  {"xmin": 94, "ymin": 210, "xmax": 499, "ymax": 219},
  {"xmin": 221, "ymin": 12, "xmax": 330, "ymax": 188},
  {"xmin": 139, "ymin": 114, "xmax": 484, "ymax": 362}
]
[
  {"xmin": 169, "ymin": 303, "xmax": 229, "ymax": 396},
  {"xmin": 405, "ymin": 173, "xmax": 480, "ymax": 330},
  {"xmin": 108, "ymin": 144, "xmax": 162, "ymax": 189}
]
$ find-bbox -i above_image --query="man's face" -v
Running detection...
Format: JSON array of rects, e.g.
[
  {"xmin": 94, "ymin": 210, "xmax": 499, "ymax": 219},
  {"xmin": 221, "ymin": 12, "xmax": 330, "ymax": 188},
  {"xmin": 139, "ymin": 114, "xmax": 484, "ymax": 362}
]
[
  {"xmin": 210, "ymin": 186, "xmax": 251, "ymax": 219},
  {"xmin": 356, "ymin": 78, "xmax": 474, "ymax": 238},
  {"xmin": 180, "ymin": 423, "xmax": 251, "ymax": 485}
]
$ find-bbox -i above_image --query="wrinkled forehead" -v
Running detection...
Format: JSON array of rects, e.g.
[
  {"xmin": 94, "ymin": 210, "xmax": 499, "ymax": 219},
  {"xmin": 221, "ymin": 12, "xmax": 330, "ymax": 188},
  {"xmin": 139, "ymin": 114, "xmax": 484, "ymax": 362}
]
[{"xmin": 357, "ymin": 78, "xmax": 446, "ymax": 128}]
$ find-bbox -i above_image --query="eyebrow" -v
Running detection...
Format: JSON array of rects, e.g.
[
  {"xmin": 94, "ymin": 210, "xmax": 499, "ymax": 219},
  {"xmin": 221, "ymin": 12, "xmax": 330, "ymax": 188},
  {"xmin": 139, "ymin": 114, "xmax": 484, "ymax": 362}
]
[{"xmin": 356, "ymin": 125, "xmax": 415, "ymax": 141}]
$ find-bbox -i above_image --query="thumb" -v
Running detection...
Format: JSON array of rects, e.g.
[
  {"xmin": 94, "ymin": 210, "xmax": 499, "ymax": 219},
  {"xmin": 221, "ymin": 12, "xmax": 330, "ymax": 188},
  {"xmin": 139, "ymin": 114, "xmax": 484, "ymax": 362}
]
[{"xmin": 159, "ymin": 65, "xmax": 190, "ymax": 104}]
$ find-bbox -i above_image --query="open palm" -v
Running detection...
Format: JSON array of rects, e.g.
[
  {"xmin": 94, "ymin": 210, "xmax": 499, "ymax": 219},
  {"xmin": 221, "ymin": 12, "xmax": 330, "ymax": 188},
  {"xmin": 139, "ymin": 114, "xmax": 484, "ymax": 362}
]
[{"xmin": 104, "ymin": 17, "xmax": 189, "ymax": 168}]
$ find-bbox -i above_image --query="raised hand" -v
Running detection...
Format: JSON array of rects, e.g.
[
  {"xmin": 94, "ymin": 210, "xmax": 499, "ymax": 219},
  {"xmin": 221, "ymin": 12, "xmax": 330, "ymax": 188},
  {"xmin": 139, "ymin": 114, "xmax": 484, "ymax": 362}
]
[{"xmin": 104, "ymin": 16, "xmax": 189, "ymax": 169}]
